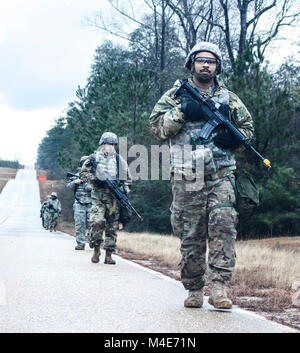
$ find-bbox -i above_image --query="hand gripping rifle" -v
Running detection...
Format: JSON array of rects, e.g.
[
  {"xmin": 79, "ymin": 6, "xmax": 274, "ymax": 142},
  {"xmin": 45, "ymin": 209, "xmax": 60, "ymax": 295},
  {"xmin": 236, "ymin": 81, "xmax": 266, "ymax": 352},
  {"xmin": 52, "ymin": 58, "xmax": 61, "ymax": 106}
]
[
  {"xmin": 66, "ymin": 172, "xmax": 79, "ymax": 179},
  {"xmin": 175, "ymin": 80, "xmax": 271, "ymax": 170},
  {"xmin": 90, "ymin": 158, "xmax": 142, "ymax": 220}
]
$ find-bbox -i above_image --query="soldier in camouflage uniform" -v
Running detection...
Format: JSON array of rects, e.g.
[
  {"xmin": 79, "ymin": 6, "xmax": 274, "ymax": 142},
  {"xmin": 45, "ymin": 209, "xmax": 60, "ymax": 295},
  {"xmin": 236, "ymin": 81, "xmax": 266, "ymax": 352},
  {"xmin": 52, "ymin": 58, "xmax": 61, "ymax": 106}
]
[
  {"xmin": 47, "ymin": 192, "xmax": 62, "ymax": 232},
  {"xmin": 80, "ymin": 132, "xmax": 132, "ymax": 265},
  {"xmin": 149, "ymin": 42, "xmax": 254, "ymax": 309},
  {"xmin": 40, "ymin": 195, "xmax": 51, "ymax": 229},
  {"xmin": 67, "ymin": 157, "xmax": 92, "ymax": 250}
]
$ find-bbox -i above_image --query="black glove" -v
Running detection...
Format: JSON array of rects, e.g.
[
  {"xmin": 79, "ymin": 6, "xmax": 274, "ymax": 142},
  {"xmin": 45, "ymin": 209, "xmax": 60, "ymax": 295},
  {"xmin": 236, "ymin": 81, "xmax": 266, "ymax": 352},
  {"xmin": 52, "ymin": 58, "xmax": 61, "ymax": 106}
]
[
  {"xmin": 181, "ymin": 99, "xmax": 207, "ymax": 122},
  {"xmin": 213, "ymin": 131, "xmax": 241, "ymax": 149}
]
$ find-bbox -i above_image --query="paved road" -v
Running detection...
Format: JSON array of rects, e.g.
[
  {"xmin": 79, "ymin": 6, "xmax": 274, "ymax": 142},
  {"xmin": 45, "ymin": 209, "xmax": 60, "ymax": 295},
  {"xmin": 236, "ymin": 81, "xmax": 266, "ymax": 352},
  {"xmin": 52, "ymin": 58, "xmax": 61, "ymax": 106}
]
[{"xmin": 0, "ymin": 167, "xmax": 296, "ymax": 333}]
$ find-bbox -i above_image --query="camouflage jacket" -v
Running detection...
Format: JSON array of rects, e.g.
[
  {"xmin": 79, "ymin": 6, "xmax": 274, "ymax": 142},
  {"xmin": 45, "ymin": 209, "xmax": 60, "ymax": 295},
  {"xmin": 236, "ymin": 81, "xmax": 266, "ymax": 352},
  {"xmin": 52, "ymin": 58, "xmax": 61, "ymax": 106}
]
[
  {"xmin": 80, "ymin": 146, "xmax": 132, "ymax": 193},
  {"xmin": 66, "ymin": 176, "xmax": 92, "ymax": 205},
  {"xmin": 149, "ymin": 78, "xmax": 254, "ymax": 175},
  {"xmin": 47, "ymin": 199, "xmax": 61, "ymax": 214},
  {"xmin": 40, "ymin": 201, "xmax": 49, "ymax": 214}
]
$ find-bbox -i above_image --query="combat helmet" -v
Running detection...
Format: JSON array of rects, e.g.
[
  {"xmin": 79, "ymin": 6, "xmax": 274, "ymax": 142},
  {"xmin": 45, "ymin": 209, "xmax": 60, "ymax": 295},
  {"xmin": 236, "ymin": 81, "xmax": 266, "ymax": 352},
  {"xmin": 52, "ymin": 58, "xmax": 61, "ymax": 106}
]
[
  {"xmin": 79, "ymin": 155, "xmax": 89, "ymax": 167},
  {"xmin": 99, "ymin": 132, "xmax": 118, "ymax": 145},
  {"xmin": 51, "ymin": 192, "xmax": 57, "ymax": 198},
  {"xmin": 185, "ymin": 41, "xmax": 222, "ymax": 74}
]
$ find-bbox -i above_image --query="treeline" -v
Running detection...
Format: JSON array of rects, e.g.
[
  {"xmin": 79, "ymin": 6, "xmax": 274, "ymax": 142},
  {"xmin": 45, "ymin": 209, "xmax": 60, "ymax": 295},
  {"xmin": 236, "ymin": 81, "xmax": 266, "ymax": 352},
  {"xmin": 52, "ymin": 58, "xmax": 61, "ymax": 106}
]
[
  {"xmin": 37, "ymin": 1, "xmax": 300, "ymax": 238},
  {"xmin": 0, "ymin": 159, "xmax": 21, "ymax": 169}
]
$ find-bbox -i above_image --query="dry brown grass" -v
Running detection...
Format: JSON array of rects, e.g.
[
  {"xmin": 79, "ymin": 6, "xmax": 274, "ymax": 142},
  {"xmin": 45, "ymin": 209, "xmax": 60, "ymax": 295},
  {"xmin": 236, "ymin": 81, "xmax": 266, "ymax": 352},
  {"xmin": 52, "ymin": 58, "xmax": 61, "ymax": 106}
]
[
  {"xmin": 117, "ymin": 232, "xmax": 300, "ymax": 329},
  {"xmin": 118, "ymin": 233, "xmax": 300, "ymax": 289},
  {"xmin": 233, "ymin": 239, "xmax": 299, "ymax": 290},
  {"xmin": 0, "ymin": 167, "xmax": 18, "ymax": 193},
  {"xmin": 0, "ymin": 167, "xmax": 18, "ymax": 177},
  {"xmin": 118, "ymin": 231, "xmax": 181, "ymax": 268}
]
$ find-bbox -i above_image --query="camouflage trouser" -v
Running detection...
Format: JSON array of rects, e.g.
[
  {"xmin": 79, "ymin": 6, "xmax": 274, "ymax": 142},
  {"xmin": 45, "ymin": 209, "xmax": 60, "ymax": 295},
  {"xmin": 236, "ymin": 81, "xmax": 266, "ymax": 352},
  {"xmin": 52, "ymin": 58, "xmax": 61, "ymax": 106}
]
[
  {"xmin": 49, "ymin": 212, "xmax": 59, "ymax": 230},
  {"xmin": 73, "ymin": 201, "xmax": 92, "ymax": 246},
  {"xmin": 42, "ymin": 211, "xmax": 50, "ymax": 229},
  {"xmin": 90, "ymin": 189, "xmax": 120, "ymax": 251},
  {"xmin": 171, "ymin": 172, "xmax": 238, "ymax": 291}
]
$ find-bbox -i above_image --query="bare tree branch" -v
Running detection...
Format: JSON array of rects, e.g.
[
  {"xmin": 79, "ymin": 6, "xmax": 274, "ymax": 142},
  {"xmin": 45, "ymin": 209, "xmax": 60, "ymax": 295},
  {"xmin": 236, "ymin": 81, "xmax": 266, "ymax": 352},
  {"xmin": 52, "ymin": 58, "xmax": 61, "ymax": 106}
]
[
  {"xmin": 87, "ymin": 0, "xmax": 300, "ymax": 75},
  {"xmin": 246, "ymin": 0, "xmax": 276, "ymax": 28},
  {"xmin": 106, "ymin": 0, "xmax": 151, "ymax": 29}
]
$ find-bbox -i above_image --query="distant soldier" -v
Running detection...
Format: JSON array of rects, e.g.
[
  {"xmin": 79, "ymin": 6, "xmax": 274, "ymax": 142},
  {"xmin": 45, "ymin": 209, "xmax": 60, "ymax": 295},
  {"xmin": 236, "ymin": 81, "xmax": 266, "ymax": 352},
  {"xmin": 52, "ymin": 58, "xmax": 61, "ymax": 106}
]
[
  {"xmin": 47, "ymin": 192, "xmax": 62, "ymax": 232},
  {"xmin": 40, "ymin": 198, "xmax": 47, "ymax": 228},
  {"xmin": 67, "ymin": 157, "xmax": 92, "ymax": 250},
  {"xmin": 80, "ymin": 132, "xmax": 132, "ymax": 265},
  {"xmin": 40, "ymin": 195, "xmax": 51, "ymax": 229}
]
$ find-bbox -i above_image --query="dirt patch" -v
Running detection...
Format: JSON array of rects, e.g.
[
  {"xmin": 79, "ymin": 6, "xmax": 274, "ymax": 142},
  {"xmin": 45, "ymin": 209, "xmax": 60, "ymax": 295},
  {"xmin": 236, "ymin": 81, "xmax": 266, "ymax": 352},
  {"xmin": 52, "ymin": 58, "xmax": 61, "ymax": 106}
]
[
  {"xmin": 57, "ymin": 221, "xmax": 75, "ymax": 237},
  {"xmin": 230, "ymin": 286, "xmax": 299, "ymax": 330}
]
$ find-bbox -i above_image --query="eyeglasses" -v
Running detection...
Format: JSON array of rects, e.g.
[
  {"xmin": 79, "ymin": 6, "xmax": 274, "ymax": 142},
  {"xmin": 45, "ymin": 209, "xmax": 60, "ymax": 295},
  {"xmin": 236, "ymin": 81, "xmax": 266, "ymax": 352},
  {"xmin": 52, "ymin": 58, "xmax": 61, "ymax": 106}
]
[{"xmin": 194, "ymin": 57, "xmax": 217, "ymax": 65}]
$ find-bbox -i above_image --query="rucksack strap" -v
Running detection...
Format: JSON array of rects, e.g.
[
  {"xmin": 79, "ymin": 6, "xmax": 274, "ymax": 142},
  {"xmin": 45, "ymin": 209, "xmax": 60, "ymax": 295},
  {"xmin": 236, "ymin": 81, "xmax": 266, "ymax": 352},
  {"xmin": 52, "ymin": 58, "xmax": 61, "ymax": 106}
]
[
  {"xmin": 116, "ymin": 153, "xmax": 124, "ymax": 184},
  {"xmin": 208, "ymin": 203, "xmax": 234, "ymax": 214}
]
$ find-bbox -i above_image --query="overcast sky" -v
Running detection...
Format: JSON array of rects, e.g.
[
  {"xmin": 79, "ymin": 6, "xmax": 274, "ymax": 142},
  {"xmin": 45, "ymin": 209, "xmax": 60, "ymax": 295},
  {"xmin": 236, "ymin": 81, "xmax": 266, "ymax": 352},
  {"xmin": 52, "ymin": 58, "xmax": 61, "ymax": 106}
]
[
  {"xmin": 0, "ymin": 0, "xmax": 119, "ymax": 165},
  {"xmin": 0, "ymin": 0, "xmax": 299, "ymax": 166}
]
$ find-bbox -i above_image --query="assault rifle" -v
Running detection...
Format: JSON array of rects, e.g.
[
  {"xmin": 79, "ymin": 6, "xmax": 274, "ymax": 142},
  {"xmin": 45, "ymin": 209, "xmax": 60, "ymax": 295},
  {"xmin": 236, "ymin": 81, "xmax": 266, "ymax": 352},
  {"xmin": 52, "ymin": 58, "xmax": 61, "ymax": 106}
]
[
  {"xmin": 175, "ymin": 80, "xmax": 271, "ymax": 170},
  {"xmin": 90, "ymin": 158, "xmax": 142, "ymax": 220},
  {"xmin": 47, "ymin": 203, "xmax": 58, "ymax": 213},
  {"xmin": 66, "ymin": 172, "xmax": 79, "ymax": 179}
]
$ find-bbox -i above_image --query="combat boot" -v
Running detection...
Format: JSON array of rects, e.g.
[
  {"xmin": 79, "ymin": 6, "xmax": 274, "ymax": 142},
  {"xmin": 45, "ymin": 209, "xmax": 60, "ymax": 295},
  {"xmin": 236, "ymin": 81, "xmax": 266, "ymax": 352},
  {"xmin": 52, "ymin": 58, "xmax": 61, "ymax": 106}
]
[
  {"xmin": 184, "ymin": 289, "xmax": 203, "ymax": 308},
  {"xmin": 208, "ymin": 282, "xmax": 232, "ymax": 309},
  {"xmin": 91, "ymin": 246, "xmax": 100, "ymax": 263},
  {"xmin": 75, "ymin": 244, "xmax": 85, "ymax": 250},
  {"xmin": 104, "ymin": 250, "xmax": 116, "ymax": 265}
]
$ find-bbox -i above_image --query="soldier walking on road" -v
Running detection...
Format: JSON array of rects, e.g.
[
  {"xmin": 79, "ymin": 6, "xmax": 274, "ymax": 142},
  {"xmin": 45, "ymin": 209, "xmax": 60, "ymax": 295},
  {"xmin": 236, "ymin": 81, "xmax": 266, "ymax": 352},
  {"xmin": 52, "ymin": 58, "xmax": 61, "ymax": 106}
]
[
  {"xmin": 47, "ymin": 192, "xmax": 62, "ymax": 232},
  {"xmin": 67, "ymin": 157, "xmax": 92, "ymax": 250},
  {"xmin": 40, "ymin": 195, "xmax": 51, "ymax": 229},
  {"xmin": 149, "ymin": 42, "xmax": 254, "ymax": 309},
  {"xmin": 80, "ymin": 132, "xmax": 132, "ymax": 265}
]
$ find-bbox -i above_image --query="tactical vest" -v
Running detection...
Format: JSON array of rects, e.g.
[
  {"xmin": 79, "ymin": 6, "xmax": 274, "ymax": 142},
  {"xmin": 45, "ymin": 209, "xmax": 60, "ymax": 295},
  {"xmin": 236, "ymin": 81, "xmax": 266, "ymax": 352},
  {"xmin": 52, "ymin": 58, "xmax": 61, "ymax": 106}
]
[
  {"xmin": 169, "ymin": 82, "xmax": 236, "ymax": 174},
  {"xmin": 94, "ymin": 149, "xmax": 118, "ymax": 181},
  {"xmin": 48, "ymin": 199, "xmax": 60, "ymax": 213}
]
